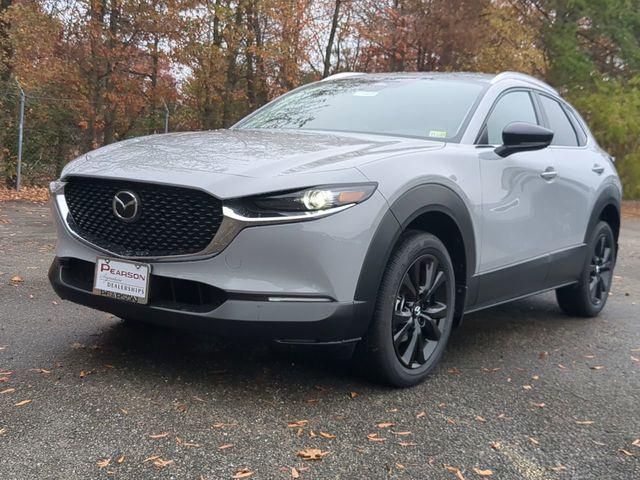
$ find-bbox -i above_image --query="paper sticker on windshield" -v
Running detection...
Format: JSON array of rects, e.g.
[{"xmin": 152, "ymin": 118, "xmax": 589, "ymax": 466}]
[
  {"xmin": 353, "ymin": 91, "xmax": 379, "ymax": 97},
  {"xmin": 429, "ymin": 130, "xmax": 448, "ymax": 138}
]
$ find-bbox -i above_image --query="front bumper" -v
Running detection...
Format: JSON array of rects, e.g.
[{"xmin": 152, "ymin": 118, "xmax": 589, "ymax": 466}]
[
  {"xmin": 49, "ymin": 187, "xmax": 392, "ymax": 343},
  {"xmin": 49, "ymin": 257, "xmax": 360, "ymax": 343}
]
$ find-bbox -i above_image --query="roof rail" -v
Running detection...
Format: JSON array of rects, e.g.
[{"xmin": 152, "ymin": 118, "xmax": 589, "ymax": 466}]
[
  {"xmin": 321, "ymin": 72, "xmax": 365, "ymax": 82},
  {"xmin": 491, "ymin": 71, "xmax": 558, "ymax": 95}
]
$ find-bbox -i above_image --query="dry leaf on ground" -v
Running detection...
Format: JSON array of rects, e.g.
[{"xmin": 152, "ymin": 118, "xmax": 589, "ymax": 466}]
[
  {"xmin": 218, "ymin": 444, "xmax": 234, "ymax": 450},
  {"xmin": 15, "ymin": 399, "xmax": 32, "ymax": 407},
  {"xmin": 97, "ymin": 459, "xmax": 110, "ymax": 468},
  {"xmin": 443, "ymin": 464, "xmax": 466, "ymax": 480},
  {"xmin": 376, "ymin": 422, "xmax": 395, "ymax": 429},
  {"xmin": 472, "ymin": 467, "xmax": 493, "ymax": 476},
  {"xmin": 232, "ymin": 469, "xmax": 254, "ymax": 479},
  {"xmin": 149, "ymin": 432, "xmax": 169, "ymax": 439},
  {"xmin": 297, "ymin": 448, "xmax": 330, "ymax": 460},
  {"xmin": 319, "ymin": 432, "xmax": 336, "ymax": 439}
]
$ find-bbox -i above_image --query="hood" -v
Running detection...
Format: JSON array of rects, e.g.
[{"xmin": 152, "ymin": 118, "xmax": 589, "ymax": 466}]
[{"xmin": 63, "ymin": 129, "xmax": 443, "ymax": 179}]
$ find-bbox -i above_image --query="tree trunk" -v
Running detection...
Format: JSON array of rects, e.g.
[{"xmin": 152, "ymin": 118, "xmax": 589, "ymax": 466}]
[{"xmin": 323, "ymin": 0, "xmax": 342, "ymax": 78}]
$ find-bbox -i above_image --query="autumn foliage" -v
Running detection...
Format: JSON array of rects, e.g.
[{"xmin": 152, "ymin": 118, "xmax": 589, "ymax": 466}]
[{"xmin": 0, "ymin": 1, "xmax": 639, "ymax": 195}]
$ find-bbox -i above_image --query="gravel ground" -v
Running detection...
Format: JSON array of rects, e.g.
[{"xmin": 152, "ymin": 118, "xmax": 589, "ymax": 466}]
[{"xmin": 0, "ymin": 201, "xmax": 639, "ymax": 480}]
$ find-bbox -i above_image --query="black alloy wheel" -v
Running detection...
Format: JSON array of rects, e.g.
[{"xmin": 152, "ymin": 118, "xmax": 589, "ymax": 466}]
[
  {"xmin": 393, "ymin": 254, "xmax": 449, "ymax": 369},
  {"xmin": 588, "ymin": 233, "xmax": 614, "ymax": 306}
]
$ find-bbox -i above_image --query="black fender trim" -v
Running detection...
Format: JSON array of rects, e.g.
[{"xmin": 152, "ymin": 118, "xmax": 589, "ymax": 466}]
[
  {"xmin": 348, "ymin": 184, "xmax": 477, "ymax": 339},
  {"xmin": 585, "ymin": 185, "xmax": 621, "ymax": 243}
]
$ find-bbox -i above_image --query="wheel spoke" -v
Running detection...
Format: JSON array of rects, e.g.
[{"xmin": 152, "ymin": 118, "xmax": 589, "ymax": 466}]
[
  {"xmin": 589, "ymin": 276, "xmax": 598, "ymax": 297},
  {"xmin": 400, "ymin": 322, "xmax": 419, "ymax": 366},
  {"xmin": 415, "ymin": 330, "xmax": 427, "ymax": 364},
  {"xmin": 600, "ymin": 261, "xmax": 611, "ymax": 272},
  {"xmin": 426, "ymin": 301, "xmax": 447, "ymax": 319},
  {"xmin": 599, "ymin": 272, "xmax": 610, "ymax": 292},
  {"xmin": 597, "ymin": 236, "xmax": 605, "ymax": 258},
  {"xmin": 602, "ymin": 247, "xmax": 611, "ymax": 263},
  {"xmin": 426, "ymin": 270, "xmax": 445, "ymax": 298},
  {"xmin": 420, "ymin": 313, "xmax": 442, "ymax": 341},
  {"xmin": 393, "ymin": 316, "xmax": 413, "ymax": 345},
  {"xmin": 402, "ymin": 275, "xmax": 418, "ymax": 299}
]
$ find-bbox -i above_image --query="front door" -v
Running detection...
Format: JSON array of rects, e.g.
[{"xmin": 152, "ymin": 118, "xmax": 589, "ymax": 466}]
[{"xmin": 474, "ymin": 89, "xmax": 559, "ymax": 305}]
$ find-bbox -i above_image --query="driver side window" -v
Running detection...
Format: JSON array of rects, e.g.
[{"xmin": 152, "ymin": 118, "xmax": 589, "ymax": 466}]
[{"xmin": 484, "ymin": 91, "xmax": 538, "ymax": 145}]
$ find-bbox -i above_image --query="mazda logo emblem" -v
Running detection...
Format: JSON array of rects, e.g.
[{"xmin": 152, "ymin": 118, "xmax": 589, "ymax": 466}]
[{"xmin": 112, "ymin": 190, "xmax": 140, "ymax": 222}]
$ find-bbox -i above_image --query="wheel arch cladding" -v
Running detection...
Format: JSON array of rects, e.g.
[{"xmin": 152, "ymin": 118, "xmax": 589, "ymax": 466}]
[
  {"xmin": 351, "ymin": 183, "xmax": 476, "ymax": 337},
  {"xmin": 587, "ymin": 185, "xmax": 621, "ymax": 244}
]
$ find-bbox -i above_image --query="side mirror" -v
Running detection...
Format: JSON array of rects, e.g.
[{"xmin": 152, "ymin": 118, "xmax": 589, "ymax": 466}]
[{"xmin": 495, "ymin": 122, "xmax": 554, "ymax": 157}]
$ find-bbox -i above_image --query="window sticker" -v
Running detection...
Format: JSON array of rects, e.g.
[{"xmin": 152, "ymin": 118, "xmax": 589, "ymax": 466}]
[{"xmin": 429, "ymin": 130, "xmax": 447, "ymax": 138}]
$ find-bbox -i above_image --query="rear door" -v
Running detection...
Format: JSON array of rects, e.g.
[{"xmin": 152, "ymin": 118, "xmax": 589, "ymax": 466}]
[
  {"xmin": 535, "ymin": 93, "xmax": 597, "ymax": 286},
  {"xmin": 474, "ymin": 89, "xmax": 559, "ymax": 305}
]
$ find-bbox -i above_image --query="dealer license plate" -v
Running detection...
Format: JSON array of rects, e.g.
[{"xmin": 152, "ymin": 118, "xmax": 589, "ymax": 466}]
[{"xmin": 93, "ymin": 257, "xmax": 151, "ymax": 304}]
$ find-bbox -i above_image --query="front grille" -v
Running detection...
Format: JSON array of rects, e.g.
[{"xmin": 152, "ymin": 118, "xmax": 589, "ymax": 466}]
[
  {"xmin": 64, "ymin": 176, "xmax": 223, "ymax": 257},
  {"xmin": 60, "ymin": 258, "xmax": 226, "ymax": 312}
]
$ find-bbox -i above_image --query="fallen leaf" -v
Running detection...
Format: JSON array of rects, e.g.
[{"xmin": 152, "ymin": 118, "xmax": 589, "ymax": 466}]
[
  {"xmin": 1, "ymin": 388, "xmax": 15, "ymax": 394},
  {"xmin": 291, "ymin": 467, "xmax": 300, "ymax": 478},
  {"xmin": 30, "ymin": 368, "xmax": 52, "ymax": 374},
  {"xmin": 10, "ymin": 275, "xmax": 23, "ymax": 284},
  {"xmin": 475, "ymin": 415, "xmax": 486, "ymax": 423},
  {"xmin": 472, "ymin": 467, "xmax": 493, "ymax": 476},
  {"xmin": 349, "ymin": 391, "xmax": 359, "ymax": 399},
  {"xmin": 218, "ymin": 443, "xmax": 234, "ymax": 450},
  {"xmin": 548, "ymin": 464, "xmax": 567, "ymax": 472},
  {"xmin": 539, "ymin": 351, "xmax": 548, "ymax": 360},
  {"xmin": 416, "ymin": 411, "xmax": 427, "ymax": 418},
  {"xmin": 288, "ymin": 420, "xmax": 309, "ymax": 428},
  {"xmin": 103, "ymin": 364, "xmax": 115, "ymax": 369},
  {"xmin": 399, "ymin": 441, "xmax": 417, "ymax": 447},
  {"xmin": 15, "ymin": 399, "xmax": 32, "ymax": 407},
  {"xmin": 522, "ymin": 385, "xmax": 532, "ymax": 391},
  {"xmin": 632, "ymin": 439, "xmax": 640, "ymax": 447},
  {"xmin": 490, "ymin": 442, "xmax": 501, "ymax": 450},
  {"xmin": 367, "ymin": 433, "xmax": 385, "ymax": 442},
  {"xmin": 531, "ymin": 374, "xmax": 540, "ymax": 380},
  {"xmin": 176, "ymin": 437, "xmax": 201, "ymax": 448},
  {"xmin": 619, "ymin": 449, "xmax": 634, "ymax": 457},
  {"xmin": 149, "ymin": 432, "xmax": 169, "ymax": 439},
  {"xmin": 143, "ymin": 455, "xmax": 160, "ymax": 462},
  {"xmin": 119, "ymin": 408, "xmax": 128, "ymax": 415},
  {"xmin": 97, "ymin": 458, "xmax": 111, "ymax": 468},
  {"xmin": 0, "ymin": 428, "xmax": 6, "ymax": 435},
  {"xmin": 443, "ymin": 464, "xmax": 466, "ymax": 480},
  {"xmin": 232, "ymin": 468, "xmax": 254, "ymax": 479},
  {"xmin": 531, "ymin": 402, "xmax": 545, "ymax": 409},
  {"xmin": 557, "ymin": 364, "xmax": 567, "ymax": 370},
  {"xmin": 376, "ymin": 422, "xmax": 395, "ymax": 429},
  {"xmin": 396, "ymin": 463, "xmax": 405, "ymax": 469},
  {"xmin": 297, "ymin": 448, "xmax": 330, "ymax": 460},
  {"xmin": 447, "ymin": 367, "xmax": 461, "ymax": 375},
  {"xmin": 319, "ymin": 432, "xmax": 336, "ymax": 439},
  {"xmin": 576, "ymin": 420, "xmax": 594, "ymax": 425},
  {"xmin": 116, "ymin": 455, "xmax": 125, "ymax": 464},
  {"xmin": 590, "ymin": 365, "xmax": 605, "ymax": 370},
  {"xmin": 391, "ymin": 431, "xmax": 412, "ymax": 436},
  {"xmin": 152, "ymin": 458, "xmax": 173, "ymax": 469},
  {"xmin": 528, "ymin": 437, "xmax": 540, "ymax": 446},
  {"xmin": 631, "ymin": 356, "xmax": 639, "ymax": 363},
  {"xmin": 79, "ymin": 370, "xmax": 94, "ymax": 378}
]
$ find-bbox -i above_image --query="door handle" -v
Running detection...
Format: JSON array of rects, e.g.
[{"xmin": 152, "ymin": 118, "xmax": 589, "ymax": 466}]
[
  {"xmin": 592, "ymin": 164, "xmax": 605, "ymax": 175},
  {"xmin": 540, "ymin": 167, "xmax": 558, "ymax": 181}
]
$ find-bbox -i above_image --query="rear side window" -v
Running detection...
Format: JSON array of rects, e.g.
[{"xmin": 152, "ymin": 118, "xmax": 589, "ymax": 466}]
[
  {"xmin": 539, "ymin": 95, "xmax": 579, "ymax": 147},
  {"xmin": 566, "ymin": 108, "xmax": 588, "ymax": 146},
  {"xmin": 484, "ymin": 91, "xmax": 538, "ymax": 144}
]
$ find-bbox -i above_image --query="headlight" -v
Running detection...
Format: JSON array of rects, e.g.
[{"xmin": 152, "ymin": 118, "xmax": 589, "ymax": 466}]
[{"xmin": 252, "ymin": 184, "xmax": 377, "ymax": 212}]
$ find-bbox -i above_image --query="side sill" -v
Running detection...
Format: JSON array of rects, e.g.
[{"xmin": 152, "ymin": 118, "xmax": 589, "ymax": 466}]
[{"xmin": 464, "ymin": 281, "xmax": 578, "ymax": 315}]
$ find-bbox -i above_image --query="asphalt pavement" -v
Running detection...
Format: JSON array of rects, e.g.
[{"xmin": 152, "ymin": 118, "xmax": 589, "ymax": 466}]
[{"xmin": 0, "ymin": 201, "xmax": 638, "ymax": 479}]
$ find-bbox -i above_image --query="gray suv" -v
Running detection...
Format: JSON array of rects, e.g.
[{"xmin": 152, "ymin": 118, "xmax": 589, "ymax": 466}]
[{"xmin": 49, "ymin": 72, "xmax": 621, "ymax": 387}]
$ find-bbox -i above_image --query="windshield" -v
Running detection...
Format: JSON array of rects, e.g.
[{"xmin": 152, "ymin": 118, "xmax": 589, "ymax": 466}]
[{"xmin": 235, "ymin": 77, "xmax": 485, "ymax": 141}]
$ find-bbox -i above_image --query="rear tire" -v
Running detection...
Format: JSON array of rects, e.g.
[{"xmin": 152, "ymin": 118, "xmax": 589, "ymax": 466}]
[
  {"xmin": 355, "ymin": 231, "xmax": 456, "ymax": 387},
  {"xmin": 556, "ymin": 221, "xmax": 616, "ymax": 317}
]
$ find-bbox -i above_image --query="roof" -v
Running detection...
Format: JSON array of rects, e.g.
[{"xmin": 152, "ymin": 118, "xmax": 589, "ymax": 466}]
[{"xmin": 322, "ymin": 71, "xmax": 558, "ymax": 95}]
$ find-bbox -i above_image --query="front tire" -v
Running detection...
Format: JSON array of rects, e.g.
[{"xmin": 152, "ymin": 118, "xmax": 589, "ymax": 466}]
[
  {"xmin": 556, "ymin": 221, "xmax": 616, "ymax": 317},
  {"xmin": 356, "ymin": 231, "xmax": 456, "ymax": 387}
]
